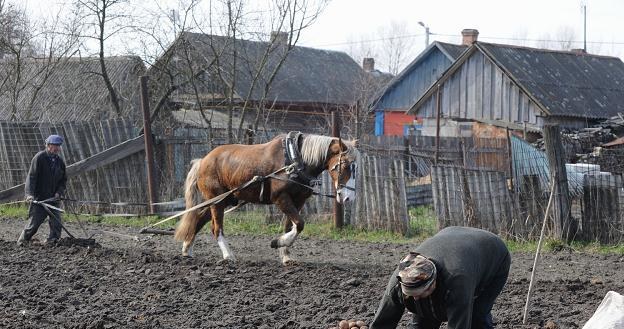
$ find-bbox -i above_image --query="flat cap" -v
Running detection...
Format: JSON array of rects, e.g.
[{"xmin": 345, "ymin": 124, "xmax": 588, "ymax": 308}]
[{"xmin": 45, "ymin": 135, "xmax": 64, "ymax": 145}]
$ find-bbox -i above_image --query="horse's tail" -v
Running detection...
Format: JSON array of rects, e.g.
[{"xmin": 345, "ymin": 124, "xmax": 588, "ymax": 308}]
[{"xmin": 174, "ymin": 159, "xmax": 204, "ymax": 242}]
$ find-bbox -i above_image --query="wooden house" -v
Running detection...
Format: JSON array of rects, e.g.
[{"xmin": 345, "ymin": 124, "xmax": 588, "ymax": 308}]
[
  {"xmin": 370, "ymin": 32, "xmax": 470, "ymax": 136},
  {"xmin": 149, "ymin": 32, "xmax": 369, "ymax": 137},
  {"xmin": 408, "ymin": 39, "xmax": 624, "ymax": 138}
]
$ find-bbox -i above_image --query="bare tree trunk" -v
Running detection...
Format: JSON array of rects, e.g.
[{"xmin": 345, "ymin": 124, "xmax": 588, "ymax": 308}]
[{"xmin": 97, "ymin": 0, "xmax": 121, "ymax": 117}]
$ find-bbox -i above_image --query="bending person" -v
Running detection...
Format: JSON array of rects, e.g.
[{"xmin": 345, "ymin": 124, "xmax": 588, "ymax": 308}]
[{"xmin": 370, "ymin": 226, "xmax": 511, "ymax": 329}]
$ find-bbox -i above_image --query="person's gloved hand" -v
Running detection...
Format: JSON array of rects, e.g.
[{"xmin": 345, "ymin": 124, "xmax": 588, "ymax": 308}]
[{"xmin": 25, "ymin": 195, "xmax": 34, "ymax": 202}]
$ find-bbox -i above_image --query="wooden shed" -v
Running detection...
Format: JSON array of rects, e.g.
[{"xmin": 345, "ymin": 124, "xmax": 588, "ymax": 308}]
[
  {"xmin": 371, "ymin": 38, "xmax": 468, "ymax": 136},
  {"xmin": 408, "ymin": 41, "xmax": 624, "ymax": 137}
]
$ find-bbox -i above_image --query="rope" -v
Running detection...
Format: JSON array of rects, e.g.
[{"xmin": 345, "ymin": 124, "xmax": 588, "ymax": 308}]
[
  {"xmin": 266, "ymin": 173, "xmax": 336, "ymax": 198},
  {"xmin": 138, "ymin": 163, "xmax": 297, "ymax": 233}
]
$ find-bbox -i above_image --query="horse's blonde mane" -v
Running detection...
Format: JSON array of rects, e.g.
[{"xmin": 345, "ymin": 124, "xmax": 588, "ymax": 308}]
[{"xmin": 300, "ymin": 134, "xmax": 357, "ymax": 168}]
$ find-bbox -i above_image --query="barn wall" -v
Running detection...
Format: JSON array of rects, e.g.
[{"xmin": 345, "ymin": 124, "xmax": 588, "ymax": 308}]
[
  {"xmin": 376, "ymin": 50, "xmax": 452, "ymax": 110},
  {"xmin": 416, "ymin": 52, "xmax": 548, "ymax": 127}
]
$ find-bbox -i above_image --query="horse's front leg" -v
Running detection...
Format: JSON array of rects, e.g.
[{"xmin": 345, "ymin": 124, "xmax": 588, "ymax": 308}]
[
  {"xmin": 210, "ymin": 204, "xmax": 236, "ymax": 261},
  {"xmin": 270, "ymin": 195, "xmax": 304, "ymax": 265}
]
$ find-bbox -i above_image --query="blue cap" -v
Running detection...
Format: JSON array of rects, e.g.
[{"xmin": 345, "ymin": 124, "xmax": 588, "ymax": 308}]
[{"xmin": 45, "ymin": 135, "xmax": 64, "ymax": 145}]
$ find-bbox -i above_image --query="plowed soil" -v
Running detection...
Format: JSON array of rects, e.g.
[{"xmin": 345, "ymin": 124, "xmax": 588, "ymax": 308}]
[{"xmin": 1, "ymin": 217, "xmax": 623, "ymax": 329}]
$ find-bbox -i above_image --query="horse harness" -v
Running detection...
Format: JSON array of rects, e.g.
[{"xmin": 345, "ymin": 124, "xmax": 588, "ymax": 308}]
[
  {"xmin": 282, "ymin": 131, "xmax": 320, "ymax": 186},
  {"xmin": 258, "ymin": 131, "xmax": 346, "ymax": 201}
]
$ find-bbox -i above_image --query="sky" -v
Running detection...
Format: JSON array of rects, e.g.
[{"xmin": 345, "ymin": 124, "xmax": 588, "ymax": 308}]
[
  {"xmin": 297, "ymin": 0, "xmax": 624, "ymax": 69},
  {"xmin": 20, "ymin": 0, "xmax": 624, "ymax": 72}
]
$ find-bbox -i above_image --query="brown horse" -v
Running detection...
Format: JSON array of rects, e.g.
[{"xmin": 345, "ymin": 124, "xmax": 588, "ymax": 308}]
[{"xmin": 174, "ymin": 133, "xmax": 358, "ymax": 265}]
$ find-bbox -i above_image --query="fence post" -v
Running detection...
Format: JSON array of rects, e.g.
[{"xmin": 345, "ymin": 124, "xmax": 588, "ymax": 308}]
[
  {"xmin": 140, "ymin": 76, "xmax": 157, "ymax": 214},
  {"xmin": 506, "ymin": 127, "xmax": 514, "ymax": 191},
  {"xmin": 543, "ymin": 124, "xmax": 574, "ymax": 241},
  {"xmin": 332, "ymin": 110, "xmax": 343, "ymax": 229},
  {"xmin": 434, "ymin": 84, "xmax": 441, "ymax": 165}
]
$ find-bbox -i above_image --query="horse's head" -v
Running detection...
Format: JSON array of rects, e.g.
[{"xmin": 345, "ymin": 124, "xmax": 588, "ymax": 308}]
[{"xmin": 327, "ymin": 139, "xmax": 358, "ymax": 203}]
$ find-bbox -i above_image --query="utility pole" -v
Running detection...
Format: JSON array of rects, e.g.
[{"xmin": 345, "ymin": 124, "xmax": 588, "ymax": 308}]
[
  {"xmin": 583, "ymin": 4, "xmax": 587, "ymax": 52},
  {"xmin": 140, "ymin": 76, "xmax": 157, "ymax": 214}
]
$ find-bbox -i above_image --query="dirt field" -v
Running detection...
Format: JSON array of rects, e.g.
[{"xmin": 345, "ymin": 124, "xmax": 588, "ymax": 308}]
[{"xmin": 1, "ymin": 216, "xmax": 623, "ymax": 329}]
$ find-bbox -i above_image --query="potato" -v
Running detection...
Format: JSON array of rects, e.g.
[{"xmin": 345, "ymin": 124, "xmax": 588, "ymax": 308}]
[
  {"xmin": 356, "ymin": 321, "xmax": 366, "ymax": 327},
  {"xmin": 348, "ymin": 321, "xmax": 357, "ymax": 328},
  {"xmin": 339, "ymin": 320, "xmax": 349, "ymax": 329}
]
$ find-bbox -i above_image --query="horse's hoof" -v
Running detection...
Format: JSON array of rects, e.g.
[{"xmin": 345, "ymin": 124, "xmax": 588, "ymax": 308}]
[{"xmin": 270, "ymin": 239, "xmax": 279, "ymax": 249}]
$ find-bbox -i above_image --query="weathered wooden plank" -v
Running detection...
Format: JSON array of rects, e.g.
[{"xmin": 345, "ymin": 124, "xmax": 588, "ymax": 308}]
[
  {"xmin": 0, "ymin": 135, "xmax": 145, "ymax": 203},
  {"xmin": 493, "ymin": 69, "xmax": 503, "ymax": 120}
]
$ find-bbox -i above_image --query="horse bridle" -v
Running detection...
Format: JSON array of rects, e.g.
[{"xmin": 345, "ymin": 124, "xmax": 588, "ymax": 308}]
[{"xmin": 330, "ymin": 150, "xmax": 356, "ymax": 192}]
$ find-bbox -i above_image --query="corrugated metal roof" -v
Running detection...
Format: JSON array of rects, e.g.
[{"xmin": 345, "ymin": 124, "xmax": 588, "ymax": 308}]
[
  {"xmin": 479, "ymin": 43, "xmax": 624, "ymax": 119},
  {"xmin": 0, "ymin": 56, "xmax": 145, "ymax": 122},
  {"xmin": 437, "ymin": 42, "xmax": 468, "ymax": 60},
  {"xmin": 511, "ymin": 135, "xmax": 584, "ymax": 196},
  {"xmin": 167, "ymin": 32, "xmax": 365, "ymax": 106}
]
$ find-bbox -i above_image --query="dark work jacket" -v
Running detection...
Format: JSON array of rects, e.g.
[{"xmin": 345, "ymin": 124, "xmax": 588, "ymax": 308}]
[
  {"xmin": 25, "ymin": 150, "xmax": 67, "ymax": 200},
  {"xmin": 370, "ymin": 226, "xmax": 511, "ymax": 329}
]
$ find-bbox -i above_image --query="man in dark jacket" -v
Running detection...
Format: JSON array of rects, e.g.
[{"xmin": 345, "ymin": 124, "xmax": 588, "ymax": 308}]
[
  {"xmin": 17, "ymin": 134, "xmax": 67, "ymax": 245},
  {"xmin": 370, "ymin": 226, "xmax": 511, "ymax": 329}
]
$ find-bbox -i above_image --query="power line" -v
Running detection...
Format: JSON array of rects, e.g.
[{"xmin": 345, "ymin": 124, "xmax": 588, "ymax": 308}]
[
  {"xmin": 313, "ymin": 33, "xmax": 426, "ymax": 47},
  {"xmin": 309, "ymin": 32, "xmax": 624, "ymax": 48}
]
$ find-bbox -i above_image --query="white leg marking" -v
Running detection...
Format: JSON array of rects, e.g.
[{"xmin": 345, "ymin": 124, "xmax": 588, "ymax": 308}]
[
  {"xmin": 217, "ymin": 233, "xmax": 235, "ymax": 260},
  {"xmin": 278, "ymin": 222, "xmax": 298, "ymax": 247},
  {"xmin": 182, "ymin": 240, "xmax": 194, "ymax": 257},
  {"xmin": 279, "ymin": 246, "xmax": 294, "ymax": 265}
]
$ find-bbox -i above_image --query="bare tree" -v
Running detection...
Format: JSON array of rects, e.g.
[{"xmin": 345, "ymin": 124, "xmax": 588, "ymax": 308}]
[
  {"xmin": 377, "ymin": 20, "xmax": 414, "ymax": 75},
  {"xmin": 73, "ymin": 0, "xmax": 132, "ymax": 117},
  {"xmin": 144, "ymin": 0, "xmax": 328, "ymax": 143},
  {"xmin": 0, "ymin": 0, "xmax": 80, "ymax": 121},
  {"xmin": 555, "ymin": 26, "xmax": 577, "ymax": 50}
]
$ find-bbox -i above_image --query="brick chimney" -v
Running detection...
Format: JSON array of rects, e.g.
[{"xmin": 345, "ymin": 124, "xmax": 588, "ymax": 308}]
[
  {"xmin": 461, "ymin": 29, "xmax": 479, "ymax": 46},
  {"xmin": 270, "ymin": 31, "xmax": 289, "ymax": 45},
  {"xmin": 363, "ymin": 58, "xmax": 375, "ymax": 72}
]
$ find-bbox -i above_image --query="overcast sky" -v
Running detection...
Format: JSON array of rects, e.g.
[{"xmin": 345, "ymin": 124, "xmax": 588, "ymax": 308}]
[
  {"xmin": 301, "ymin": 0, "xmax": 624, "ymax": 57},
  {"xmin": 20, "ymin": 0, "xmax": 624, "ymax": 71}
]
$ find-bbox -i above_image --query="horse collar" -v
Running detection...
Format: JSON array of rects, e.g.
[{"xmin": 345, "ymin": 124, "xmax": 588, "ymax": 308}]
[
  {"xmin": 282, "ymin": 131, "xmax": 317, "ymax": 185},
  {"xmin": 283, "ymin": 131, "xmax": 304, "ymax": 169}
]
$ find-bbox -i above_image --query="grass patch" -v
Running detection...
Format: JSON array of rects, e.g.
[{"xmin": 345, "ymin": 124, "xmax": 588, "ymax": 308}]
[
  {"xmin": 2, "ymin": 203, "xmax": 623, "ymax": 254},
  {"xmin": 0, "ymin": 204, "xmax": 28, "ymax": 218},
  {"xmin": 407, "ymin": 206, "xmax": 438, "ymax": 239}
]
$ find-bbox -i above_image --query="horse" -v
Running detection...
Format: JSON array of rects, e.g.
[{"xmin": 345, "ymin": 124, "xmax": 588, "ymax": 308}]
[{"xmin": 174, "ymin": 132, "xmax": 359, "ymax": 265}]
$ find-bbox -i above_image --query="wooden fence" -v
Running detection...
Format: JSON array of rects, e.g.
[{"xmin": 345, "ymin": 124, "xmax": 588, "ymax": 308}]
[
  {"xmin": 0, "ymin": 120, "xmax": 411, "ymax": 234},
  {"xmin": 0, "ymin": 119, "xmax": 147, "ymax": 213},
  {"xmin": 580, "ymin": 174, "xmax": 624, "ymax": 243},
  {"xmin": 360, "ymin": 135, "xmax": 511, "ymax": 176},
  {"xmin": 348, "ymin": 155, "xmax": 409, "ymax": 234},
  {"xmin": 431, "ymin": 165, "xmax": 624, "ymax": 243}
]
